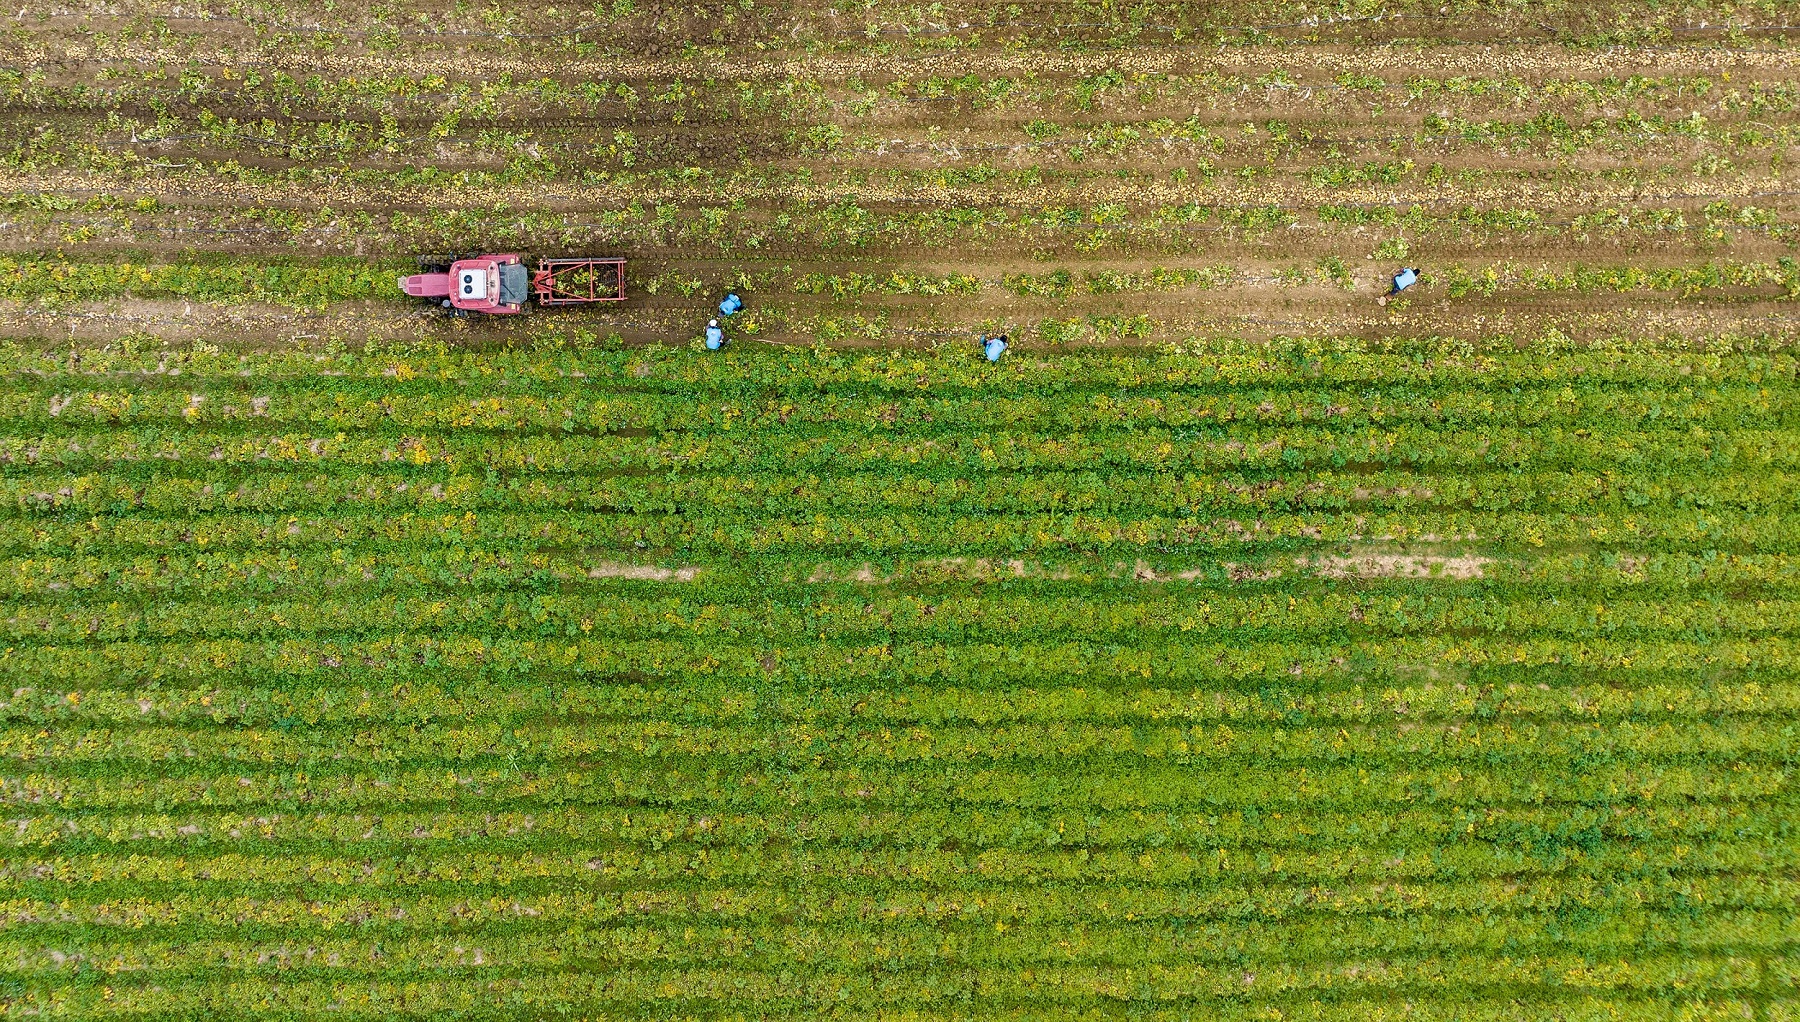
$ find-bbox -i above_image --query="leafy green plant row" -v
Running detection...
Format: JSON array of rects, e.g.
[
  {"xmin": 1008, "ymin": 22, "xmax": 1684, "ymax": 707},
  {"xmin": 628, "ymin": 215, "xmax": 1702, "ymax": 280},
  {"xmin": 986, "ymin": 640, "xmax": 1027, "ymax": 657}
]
[
  {"xmin": 1442, "ymin": 259, "xmax": 1800, "ymax": 299},
  {"xmin": 17, "ymin": 671, "xmax": 1800, "ymax": 727},
  {"xmin": 0, "ymin": 258, "xmax": 410, "ymax": 310},
  {"xmin": 0, "ymin": 544, "xmax": 1752, "ymax": 604},
  {"xmin": 11, "ymin": 587, "xmax": 1800, "ymax": 644},
  {"xmin": 0, "ymin": 506, "xmax": 1786, "ymax": 557},
  {"xmin": 8, "ymin": 378, "xmax": 1792, "ymax": 432},
  {"xmin": 2, "ymin": 546, "xmax": 1798, "ymax": 598},
  {"xmin": 11, "ymin": 423, "xmax": 1798, "ymax": 476},
  {"xmin": 11, "ymin": 799, "xmax": 1787, "ymax": 853},
  {"xmin": 8, "ymin": 907, "xmax": 1797, "ymax": 978},
  {"xmin": 790, "ymin": 264, "xmax": 1235, "ymax": 300},
  {"xmin": 3, "ymin": 863, "xmax": 1785, "ymax": 957},
  {"xmin": 18, "ymin": 862, "xmax": 1795, "ymax": 931},
  {"xmin": 22, "ymin": 954, "xmax": 1783, "ymax": 1017},
  {"xmin": 9, "ymin": 838, "xmax": 1793, "ymax": 901},
  {"xmin": 7, "ymin": 753, "xmax": 1786, "ymax": 816},
  {"xmin": 18, "ymin": 89, "xmax": 1796, "ymax": 180},
  {"xmin": 8, "ymin": 716, "xmax": 1798, "ymax": 769},
  {"xmin": 442, "ymin": 189, "xmax": 1792, "ymax": 251},
  {"xmin": 8, "ymin": 464, "xmax": 1796, "ymax": 521},
  {"xmin": 13, "ymin": 342, "xmax": 1796, "ymax": 393},
  {"xmin": 19, "ymin": 177, "xmax": 1784, "ymax": 256},
  {"xmin": 1010, "ymin": 265, "xmax": 1235, "ymax": 297},
  {"xmin": 790, "ymin": 270, "xmax": 983, "ymax": 298},
  {"xmin": 7, "ymin": 628, "xmax": 1800, "ymax": 688}
]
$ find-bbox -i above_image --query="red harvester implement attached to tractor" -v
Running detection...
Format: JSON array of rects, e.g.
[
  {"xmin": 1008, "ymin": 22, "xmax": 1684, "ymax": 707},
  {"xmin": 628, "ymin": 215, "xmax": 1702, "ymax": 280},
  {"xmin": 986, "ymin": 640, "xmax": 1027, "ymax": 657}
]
[
  {"xmin": 533, "ymin": 257, "xmax": 627, "ymax": 305},
  {"xmin": 401, "ymin": 254, "xmax": 626, "ymax": 315}
]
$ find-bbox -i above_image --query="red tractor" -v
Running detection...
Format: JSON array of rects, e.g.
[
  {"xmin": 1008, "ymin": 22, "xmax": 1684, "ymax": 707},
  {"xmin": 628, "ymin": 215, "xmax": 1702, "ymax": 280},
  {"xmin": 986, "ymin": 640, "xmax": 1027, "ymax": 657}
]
[{"xmin": 400, "ymin": 254, "xmax": 626, "ymax": 315}]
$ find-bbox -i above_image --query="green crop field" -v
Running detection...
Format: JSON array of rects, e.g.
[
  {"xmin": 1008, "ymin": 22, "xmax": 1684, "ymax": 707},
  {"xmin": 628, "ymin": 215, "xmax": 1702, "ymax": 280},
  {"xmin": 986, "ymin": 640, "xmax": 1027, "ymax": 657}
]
[
  {"xmin": 4, "ymin": 0, "xmax": 1800, "ymax": 1017},
  {"xmin": 5, "ymin": 339, "xmax": 1800, "ymax": 1019}
]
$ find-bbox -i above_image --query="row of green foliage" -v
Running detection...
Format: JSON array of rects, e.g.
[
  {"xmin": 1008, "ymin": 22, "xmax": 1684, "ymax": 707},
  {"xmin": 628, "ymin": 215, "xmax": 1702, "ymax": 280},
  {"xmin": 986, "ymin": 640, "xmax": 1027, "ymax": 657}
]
[
  {"xmin": 148, "ymin": 343, "xmax": 1773, "ymax": 389},
  {"xmin": 12, "ymin": 587, "xmax": 1800, "ymax": 642},
  {"xmin": 7, "ymin": 464, "xmax": 1793, "ymax": 515},
  {"xmin": 1442, "ymin": 259, "xmax": 1800, "ymax": 298},
  {"xmin": 2, "ymin": 257, "xmax": 1791, "ymax": 310},
  {"xmin": 3, "ymin": 547, "xmax": 1795, "ymax": 597},
  {"xmin": 8, "ymin": 797, "xmax": 1790, "ymax": 849},
  {"xmin": 19, "ymin": 670, "xmax": 1799, "ymax": 726},
  {"xmin": 4, "ymin": 376, "xmax": 1794, "ymax": 429},
  {"xmin": 8, "ymin": 627, "xmax": 1799, "ymax": 681},
  {"xmin": 14, "ymin": 187, "xmax": 1784, "ymax": 259},
  {"xmin": 0, "ymin": 258, "xmax": 409, "ymax": 309},
  {"xmin": 10, "ymin": 422, "xmax": 1793, "ymax": 473},
  {"xmin": 0, "ymin": 506, "xmax": 1774, "ymax": 555},
  {"xmin": 19, "ymin": 959, "xmax": 1792, "ymax": 1018}
]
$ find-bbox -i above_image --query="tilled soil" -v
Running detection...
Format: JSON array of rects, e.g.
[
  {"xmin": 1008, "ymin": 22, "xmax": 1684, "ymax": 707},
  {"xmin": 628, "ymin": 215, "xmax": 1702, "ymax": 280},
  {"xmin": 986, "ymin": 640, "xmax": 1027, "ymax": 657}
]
[{"xmin": 0, "ymin": 1, "xmax": 1795, "ymax": 347}]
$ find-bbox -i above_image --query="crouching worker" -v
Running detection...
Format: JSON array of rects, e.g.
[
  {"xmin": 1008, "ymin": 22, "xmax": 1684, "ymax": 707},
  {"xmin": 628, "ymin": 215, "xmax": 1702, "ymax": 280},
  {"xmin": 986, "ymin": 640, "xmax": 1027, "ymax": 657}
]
[
  {"xmin": 1378, "ymin": 267, "xmax": 1419, "ymax": 306},
  {"xmin": 982, "ymin": 334, "xmax": 1009, "ymax": 362},
  {"xmin": 718, "ymin": 293, "xmax": 743, "ymax": 317},
  {"xmin": 705, "ymin": 319, "xmax": 726, "ymax": 350}
]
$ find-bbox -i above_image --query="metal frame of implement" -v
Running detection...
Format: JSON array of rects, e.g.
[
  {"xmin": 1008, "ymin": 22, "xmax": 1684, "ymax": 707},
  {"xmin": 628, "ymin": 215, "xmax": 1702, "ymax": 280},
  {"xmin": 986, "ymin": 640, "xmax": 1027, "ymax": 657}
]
[{"xmin": 532, "ymin": 257, "xmax": 627, "ymax": 305}]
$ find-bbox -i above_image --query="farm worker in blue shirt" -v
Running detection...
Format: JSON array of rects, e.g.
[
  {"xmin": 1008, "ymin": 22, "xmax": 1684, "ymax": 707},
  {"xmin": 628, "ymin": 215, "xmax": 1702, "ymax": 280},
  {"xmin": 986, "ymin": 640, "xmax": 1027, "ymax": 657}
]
[
  {"xmin": 982, "ymin": 334, "xmax": 1009, "ymax": 362},
  {"xmin": 718, "ymin": 293, "xmax": 742, "ymax": 316},
  {"xmin": 705, "ymin": 319, "xmax": 726, "ymax": 350},
  {"xmin": 1379, "ymin": 267, "xmax": 1419, "ymax": 306}
]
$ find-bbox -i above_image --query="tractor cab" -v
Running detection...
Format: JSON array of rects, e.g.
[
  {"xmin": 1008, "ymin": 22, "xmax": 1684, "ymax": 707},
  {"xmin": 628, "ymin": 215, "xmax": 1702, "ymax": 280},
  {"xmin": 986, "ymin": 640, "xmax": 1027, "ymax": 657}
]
[{"xmin": 454, "ymin": 263, "xmax": 492, "ymax": 302}]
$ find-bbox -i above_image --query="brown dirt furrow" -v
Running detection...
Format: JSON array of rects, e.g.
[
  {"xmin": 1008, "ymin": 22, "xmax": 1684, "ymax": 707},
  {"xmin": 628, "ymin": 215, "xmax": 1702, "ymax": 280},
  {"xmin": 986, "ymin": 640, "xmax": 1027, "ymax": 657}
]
[{"xmin": 20, "ymin": 40, "xmax": 1800, "ymax": 84}]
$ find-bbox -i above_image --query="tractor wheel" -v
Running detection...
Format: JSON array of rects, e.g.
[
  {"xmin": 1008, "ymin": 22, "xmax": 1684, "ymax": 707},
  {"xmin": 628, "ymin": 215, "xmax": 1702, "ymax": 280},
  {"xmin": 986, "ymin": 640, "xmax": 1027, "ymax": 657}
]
[{"xmin": 417, "ymin": 255, "xmax": 454, "ymax": 273}]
